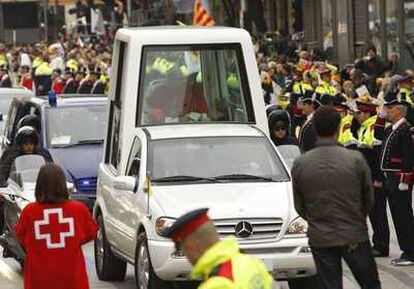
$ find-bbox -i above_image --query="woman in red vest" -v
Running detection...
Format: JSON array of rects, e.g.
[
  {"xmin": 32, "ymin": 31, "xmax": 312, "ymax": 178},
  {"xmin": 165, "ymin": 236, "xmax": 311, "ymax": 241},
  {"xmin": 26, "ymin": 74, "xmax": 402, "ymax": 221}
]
[{"xmin": 15, "ymin": 163, "xmax": 98, "ymax": 289}]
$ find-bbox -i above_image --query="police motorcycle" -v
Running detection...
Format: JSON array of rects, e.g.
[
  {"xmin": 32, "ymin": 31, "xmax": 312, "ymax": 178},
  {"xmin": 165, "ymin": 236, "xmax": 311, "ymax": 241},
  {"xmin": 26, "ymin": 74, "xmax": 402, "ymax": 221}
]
[
  {"xmin": 0, "ymin": 154, "xmax": 45, "ymax": 266},
  {"xmin": 266, "ymin": 105, "xmax": 301, "ymax": 170}
]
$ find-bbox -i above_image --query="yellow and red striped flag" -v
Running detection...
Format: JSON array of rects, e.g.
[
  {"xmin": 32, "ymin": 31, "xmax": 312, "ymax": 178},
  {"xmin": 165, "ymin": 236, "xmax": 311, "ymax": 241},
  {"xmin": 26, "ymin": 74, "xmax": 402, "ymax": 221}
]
[{"xmin": 193, "ymin": 0, "xmax": 215, "ymax": 26}]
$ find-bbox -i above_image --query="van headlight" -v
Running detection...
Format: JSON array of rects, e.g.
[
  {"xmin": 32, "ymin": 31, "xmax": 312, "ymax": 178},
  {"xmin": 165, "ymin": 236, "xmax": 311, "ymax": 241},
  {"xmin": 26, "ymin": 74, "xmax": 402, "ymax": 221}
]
[
  {"xmin": 155, "ymin": 217, "xmax": 176, "ymax": 236},
  {"xmin": 287, "ymin": 217, "xmax": 308, "ymax": 234}
]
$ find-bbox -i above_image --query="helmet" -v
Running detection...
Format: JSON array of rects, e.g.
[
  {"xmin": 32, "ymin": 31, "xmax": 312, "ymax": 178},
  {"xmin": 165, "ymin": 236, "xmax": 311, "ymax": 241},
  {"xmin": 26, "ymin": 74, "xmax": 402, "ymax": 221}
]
[
  {"xmin": 15, "ymin": 126, "xmax": 39, "ymax": 147},
  {"xmin": 268, "ymin": 109, "xmax": 291, "ymax": 132},
  {"xmin": 17, "ymin": 115, "xmax": 40, "ymax": 132},
  {"xmin": 266, "ymin": 104, "xmax": 282, "ymax": 117}
]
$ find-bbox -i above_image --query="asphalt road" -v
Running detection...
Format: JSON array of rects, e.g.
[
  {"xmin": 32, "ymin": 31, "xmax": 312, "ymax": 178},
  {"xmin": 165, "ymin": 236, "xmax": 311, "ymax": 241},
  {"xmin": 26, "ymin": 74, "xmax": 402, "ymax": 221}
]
[{"xmin": 0, "ymin": 214, "xmax": 413, "ymax": 289}]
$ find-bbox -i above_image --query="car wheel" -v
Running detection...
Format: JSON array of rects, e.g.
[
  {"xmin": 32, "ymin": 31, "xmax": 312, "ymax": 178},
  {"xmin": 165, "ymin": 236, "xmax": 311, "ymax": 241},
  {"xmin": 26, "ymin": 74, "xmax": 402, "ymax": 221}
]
[
  {"xmin": 94, "ymin": 214, "xmax": 127, "ymax": 281},
  {"xmin": 135, "ymin": 232, "xmax": 169, "ymax": 289}
]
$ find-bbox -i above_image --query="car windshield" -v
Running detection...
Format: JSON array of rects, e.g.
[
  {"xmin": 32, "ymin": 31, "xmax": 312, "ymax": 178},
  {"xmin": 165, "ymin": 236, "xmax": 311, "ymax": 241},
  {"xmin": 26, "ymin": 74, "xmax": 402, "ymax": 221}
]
[
  {"xmin": 137, "ymin": 44, "xmax": 254, "ymax": 126},
  {"xmin": 149, "ymin": 137, "xmax": 289, "ymax": 183},
  {"xmin": 46, "ymin": 105, "xmax": 108, "ymax": 148}
]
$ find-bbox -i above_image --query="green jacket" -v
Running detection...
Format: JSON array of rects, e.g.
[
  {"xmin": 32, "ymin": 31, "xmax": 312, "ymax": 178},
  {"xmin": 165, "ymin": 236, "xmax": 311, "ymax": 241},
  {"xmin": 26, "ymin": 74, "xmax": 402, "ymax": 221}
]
[{"xmin": 192, "ymin": 238, "xmax": 272, "ymax": 289}]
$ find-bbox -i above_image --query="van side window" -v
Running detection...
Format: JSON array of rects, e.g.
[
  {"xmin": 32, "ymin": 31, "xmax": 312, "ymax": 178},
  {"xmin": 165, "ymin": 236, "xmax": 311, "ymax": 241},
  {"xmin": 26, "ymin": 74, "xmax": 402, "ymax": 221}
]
[
  {"xmin": 126, "ymin": 138, "xmax": 142, "ymax": 177},
  {"xmin": 106, "ymin": 41, "xmax": 126, "ymax": 171}
]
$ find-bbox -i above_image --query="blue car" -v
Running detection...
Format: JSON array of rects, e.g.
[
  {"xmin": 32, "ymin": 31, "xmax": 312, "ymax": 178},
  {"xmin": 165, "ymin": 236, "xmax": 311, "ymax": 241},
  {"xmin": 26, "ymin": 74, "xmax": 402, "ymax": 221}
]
[{"xmin": 0, "ymin": 95, "xmax": 109, "ymax": 210}]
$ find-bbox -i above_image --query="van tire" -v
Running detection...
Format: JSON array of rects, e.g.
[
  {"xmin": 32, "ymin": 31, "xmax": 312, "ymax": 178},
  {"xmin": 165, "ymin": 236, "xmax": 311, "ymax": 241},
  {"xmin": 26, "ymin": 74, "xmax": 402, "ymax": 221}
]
[
  {"xmin": 135, "ymin": 232, "xmax": 169, "ymax": 289},
  {"xmin": 94, "ymin": 215, "xmax": 127, "ymax": 281}
]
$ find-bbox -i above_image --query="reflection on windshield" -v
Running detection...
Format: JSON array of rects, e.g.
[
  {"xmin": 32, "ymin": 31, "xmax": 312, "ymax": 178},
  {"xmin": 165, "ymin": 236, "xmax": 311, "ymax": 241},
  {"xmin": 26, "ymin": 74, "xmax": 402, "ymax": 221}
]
[
  {"xmin": 149, "ymin": 137, "xmax": 289, "ymax": 182},
  {"xmin": 12, "ymin": 155, "xmax": 45, "ymax": 183},
  {"xmin": 47, "ymin": 105, "xmax": 108, "ymax": 148}
]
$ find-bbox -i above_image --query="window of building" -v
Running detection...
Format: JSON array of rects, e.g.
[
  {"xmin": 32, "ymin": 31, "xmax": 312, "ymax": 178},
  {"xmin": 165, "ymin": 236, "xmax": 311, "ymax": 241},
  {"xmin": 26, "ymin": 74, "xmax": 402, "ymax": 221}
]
[
  {"xmin": 386, "ymin": 0, "xmax": 400, "ymax": 59},
  {"xmin": 404, "ymin": 0, "xmax": 414, "ymax": 67},
  {"xmin": 321, "ymin": 0, "xmax": 334, "ymax": 59},
  {"xmin": 368, "ymin": 0, "xmax": 382, "ymax": 56}
]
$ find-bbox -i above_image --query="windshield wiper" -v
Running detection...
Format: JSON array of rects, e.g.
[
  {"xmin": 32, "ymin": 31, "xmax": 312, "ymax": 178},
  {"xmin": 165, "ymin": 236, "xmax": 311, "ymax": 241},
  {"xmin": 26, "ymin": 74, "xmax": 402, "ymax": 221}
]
[
  {"xmin": 75, "ymin": 139, "xmax": 104, "ymax": 145},
  {"xmin": 213, "ymin": 174, "xmax": 277, "ymax": 182},
  {"xmin": 151, "ymin": 175, "xmax": 224, "ymax": 183}
]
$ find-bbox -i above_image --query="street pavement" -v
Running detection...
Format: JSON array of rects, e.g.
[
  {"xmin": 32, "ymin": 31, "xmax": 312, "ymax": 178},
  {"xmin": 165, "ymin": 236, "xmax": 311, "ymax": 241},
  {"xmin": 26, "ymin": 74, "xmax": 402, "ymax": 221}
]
[{"xmin": 0, "ymin": 212, "xmax": 413, "ymax": 289}]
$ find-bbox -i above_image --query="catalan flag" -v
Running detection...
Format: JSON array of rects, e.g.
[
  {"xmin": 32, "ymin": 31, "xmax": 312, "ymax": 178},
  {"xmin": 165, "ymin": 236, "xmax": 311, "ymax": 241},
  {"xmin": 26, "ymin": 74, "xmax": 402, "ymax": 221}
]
[{"xmin": 193, "ymin": 0, "xmax": 215, "ymax": 26}]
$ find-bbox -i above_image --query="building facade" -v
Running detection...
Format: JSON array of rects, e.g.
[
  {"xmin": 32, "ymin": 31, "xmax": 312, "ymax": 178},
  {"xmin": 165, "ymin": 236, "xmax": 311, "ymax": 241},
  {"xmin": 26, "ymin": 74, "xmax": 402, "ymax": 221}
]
[{"xmin": 301, "ymin": 0, "xmax": 414, "ymax": 69}]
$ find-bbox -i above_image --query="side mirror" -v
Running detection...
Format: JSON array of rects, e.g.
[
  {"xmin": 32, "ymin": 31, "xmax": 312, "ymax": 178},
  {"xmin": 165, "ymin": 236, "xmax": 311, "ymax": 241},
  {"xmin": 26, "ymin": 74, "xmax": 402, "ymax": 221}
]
[{"xmin": 113, "ymin": 176, "xmax": 137, "ymax": 192}]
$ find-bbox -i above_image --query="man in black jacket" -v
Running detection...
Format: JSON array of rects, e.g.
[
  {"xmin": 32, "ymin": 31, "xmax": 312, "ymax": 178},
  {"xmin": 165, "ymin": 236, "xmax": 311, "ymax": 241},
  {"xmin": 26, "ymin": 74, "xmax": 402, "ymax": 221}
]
[
  {"xmin": 292, "ymin": 107, "xmax": 381, "ymax": 289},
  {"xmin": 297, "ymin": 91, "xmax": 320, "ymax": 153},
  {"xmin": 374, "ymin": 91, "xmax": 414, "ymax": 266}
]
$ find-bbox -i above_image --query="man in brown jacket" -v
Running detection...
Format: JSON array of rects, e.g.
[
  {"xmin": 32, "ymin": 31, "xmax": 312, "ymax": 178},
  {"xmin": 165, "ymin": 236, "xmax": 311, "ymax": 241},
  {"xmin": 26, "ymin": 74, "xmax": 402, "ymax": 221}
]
[{"xmin": 292, "ymin": 107, "xmax": 381, "ymax": 289}]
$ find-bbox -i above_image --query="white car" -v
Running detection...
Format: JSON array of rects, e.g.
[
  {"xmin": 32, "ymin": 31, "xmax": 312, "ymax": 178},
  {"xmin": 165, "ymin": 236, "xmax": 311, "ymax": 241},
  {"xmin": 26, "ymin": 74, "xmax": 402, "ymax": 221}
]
[
  {"xmin": 94, "ymin": 26, "xmax": 316, "ymax": 289},
  {"xmin": 94, "ymin": 124, "xmax": 316, "ymax": 288}
]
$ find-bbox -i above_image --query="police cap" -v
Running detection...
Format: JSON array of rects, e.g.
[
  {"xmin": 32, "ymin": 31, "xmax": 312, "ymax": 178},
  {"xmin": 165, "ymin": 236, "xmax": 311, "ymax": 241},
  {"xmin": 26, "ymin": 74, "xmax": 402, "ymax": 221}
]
[{"xmin": 163, "ymin": 208, "xmax": 210, "ymax": 243}]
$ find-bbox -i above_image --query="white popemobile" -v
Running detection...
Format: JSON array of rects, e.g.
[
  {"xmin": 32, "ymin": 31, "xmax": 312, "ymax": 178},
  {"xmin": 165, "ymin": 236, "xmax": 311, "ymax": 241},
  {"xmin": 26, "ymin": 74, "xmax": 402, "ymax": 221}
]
[{"xmin": 94, "ymin": 26, "xmax": 316, "ymax": 289}]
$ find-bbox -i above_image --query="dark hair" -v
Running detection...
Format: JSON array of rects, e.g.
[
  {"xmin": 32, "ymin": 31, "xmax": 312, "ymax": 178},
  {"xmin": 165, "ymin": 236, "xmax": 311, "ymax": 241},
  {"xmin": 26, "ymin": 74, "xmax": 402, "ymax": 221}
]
[
  {"xmin": 366, "ymin": 45, "xmax": 377, "ymax": 54},
  {"xmin": 313, "ymin": 107, "xmax": 341, "ymax": 137},
  {"xmin": 35, "ymin": 164, "xmax": 69, "ymax": 204}
]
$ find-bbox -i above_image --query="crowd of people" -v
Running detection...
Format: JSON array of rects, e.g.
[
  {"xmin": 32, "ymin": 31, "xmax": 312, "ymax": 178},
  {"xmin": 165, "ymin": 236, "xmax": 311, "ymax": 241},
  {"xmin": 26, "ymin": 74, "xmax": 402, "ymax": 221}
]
[
  {"xmin": 258, "ymin": 32, "xmax": 414, "ymax": 288},
  {"xmin": 0, "ymin": 31, "xmax": 114, "ymax": 96},
  {"xmin": 0, "ymin": 28, "xmax": 413, "ymax": 289}
]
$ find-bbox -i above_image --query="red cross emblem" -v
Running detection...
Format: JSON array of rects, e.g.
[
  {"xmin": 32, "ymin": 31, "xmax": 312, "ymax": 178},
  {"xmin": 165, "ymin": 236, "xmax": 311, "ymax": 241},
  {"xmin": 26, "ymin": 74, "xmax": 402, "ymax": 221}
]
[{"xmin": 34, "ymin": 208, "xmax": 75, "ymax": 249}]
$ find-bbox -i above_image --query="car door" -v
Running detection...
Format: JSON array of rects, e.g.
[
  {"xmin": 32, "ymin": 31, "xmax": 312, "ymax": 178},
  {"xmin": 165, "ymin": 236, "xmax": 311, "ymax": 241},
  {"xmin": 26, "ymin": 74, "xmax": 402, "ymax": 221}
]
[{"xmin": 115, "ymin": 135, "xmax": 148, "ymax": 255}]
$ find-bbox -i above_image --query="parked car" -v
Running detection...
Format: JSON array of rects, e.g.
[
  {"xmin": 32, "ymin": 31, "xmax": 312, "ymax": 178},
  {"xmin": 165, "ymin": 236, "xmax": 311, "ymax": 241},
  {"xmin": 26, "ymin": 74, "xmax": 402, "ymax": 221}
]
[{"xmin": 0, "ymin": 94, "xmax": 109, "ymax": 210}]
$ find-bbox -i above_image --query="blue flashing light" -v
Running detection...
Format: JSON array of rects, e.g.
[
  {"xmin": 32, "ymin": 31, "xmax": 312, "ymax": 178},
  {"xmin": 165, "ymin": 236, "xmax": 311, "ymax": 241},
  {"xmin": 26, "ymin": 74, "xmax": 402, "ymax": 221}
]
[{"xmin": 48, "ymin": 91, "xmax": 57, "ymax": 107}]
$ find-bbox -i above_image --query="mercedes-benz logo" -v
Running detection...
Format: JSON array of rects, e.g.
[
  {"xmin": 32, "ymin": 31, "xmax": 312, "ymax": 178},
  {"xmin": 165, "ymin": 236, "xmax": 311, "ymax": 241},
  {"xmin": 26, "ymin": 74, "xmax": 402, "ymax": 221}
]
[{"xmin": 235, "ymin": 221, "xmax": 253, "ymax": 238}]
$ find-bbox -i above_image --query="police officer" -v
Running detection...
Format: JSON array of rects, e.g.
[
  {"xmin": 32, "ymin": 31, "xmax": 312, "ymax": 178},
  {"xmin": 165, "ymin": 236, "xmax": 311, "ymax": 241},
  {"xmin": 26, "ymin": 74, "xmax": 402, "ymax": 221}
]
[
  {"xmin": 352, "ymin": 99, "xmax": 389, "ymax": 257},
  {"xmin": 163, "ymin": 208, "xmax": 272, "ymax": 289},
  {"xmin": 297, "ymin": 91, "xmax": 321, "ymax": 153},
  {"xmin": 315, "ymin": 69, "xmax": 339, "ymax": 98},
  {"xmin": 375, "ymin": 91, "xmax": 414, "ymax": 266},
  {"xmin": 334, "ymin": 95, "xmax": 356, "ymax": 148},
  {"xmin": 62, "ymin": 67, "xmax": 78, "ymax": 94}
]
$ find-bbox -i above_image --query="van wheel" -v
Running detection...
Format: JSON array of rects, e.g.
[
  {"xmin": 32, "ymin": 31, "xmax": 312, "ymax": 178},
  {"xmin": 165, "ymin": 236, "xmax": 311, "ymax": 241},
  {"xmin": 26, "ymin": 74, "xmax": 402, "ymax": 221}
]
[
  {"xmin": 135, "ymin": 232, "xmax": 168, "ymax": 289},
  {"xmin": 94, "ymin": 215, "xmax": 127, "ymax": 281}
]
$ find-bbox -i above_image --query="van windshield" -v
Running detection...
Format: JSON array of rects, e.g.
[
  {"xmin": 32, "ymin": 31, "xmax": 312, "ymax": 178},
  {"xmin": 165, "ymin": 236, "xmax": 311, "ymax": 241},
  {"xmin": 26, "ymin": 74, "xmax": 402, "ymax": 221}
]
[
  {"xmin": 137, "ymin": 44, "xmax": 254, "ymax": 126},
  {"xmin": 149, "ymin": 137, "xmax": 289, "ymax": 183}
]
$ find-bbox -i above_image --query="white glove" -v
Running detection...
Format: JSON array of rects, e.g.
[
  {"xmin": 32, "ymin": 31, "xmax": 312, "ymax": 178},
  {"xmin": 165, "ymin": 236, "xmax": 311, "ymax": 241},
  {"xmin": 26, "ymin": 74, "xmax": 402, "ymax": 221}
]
[{"xmin": 398, "ymin": 182, "xmax": 409, "ymax": 191}]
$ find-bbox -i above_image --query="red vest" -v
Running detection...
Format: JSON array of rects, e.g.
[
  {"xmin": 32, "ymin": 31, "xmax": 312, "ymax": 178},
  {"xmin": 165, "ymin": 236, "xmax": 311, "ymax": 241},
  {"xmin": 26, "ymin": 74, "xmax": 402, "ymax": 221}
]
[{"xmin": 15, "ymin": 200, "xmax": 98, "ymax": 289}]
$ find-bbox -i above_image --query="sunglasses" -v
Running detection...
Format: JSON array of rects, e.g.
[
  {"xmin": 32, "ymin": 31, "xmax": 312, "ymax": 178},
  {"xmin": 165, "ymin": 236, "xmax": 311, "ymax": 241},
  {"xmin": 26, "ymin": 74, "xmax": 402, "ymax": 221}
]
[{"xmin": 273, "ymin": 127, "xmax": 287, "ymax": 131}]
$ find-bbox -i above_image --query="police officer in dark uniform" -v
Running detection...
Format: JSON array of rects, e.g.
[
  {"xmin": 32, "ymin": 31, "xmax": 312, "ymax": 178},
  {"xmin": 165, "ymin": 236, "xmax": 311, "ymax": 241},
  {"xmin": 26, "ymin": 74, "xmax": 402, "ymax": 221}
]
[
  {"xmin": 91, "ymin": 69, "xmax": 106, "ymax": 95},
  {"xmin": 297, "ymin": 91, "xmax": 321, "ymax": 153},
  {"xmin": 375, "ymin": 91, "xmax": 414, "ymax": 266},
  {"xmin": 63, "ymin": 68, "xmax": 78, "ymax": 94}
]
